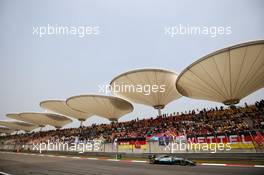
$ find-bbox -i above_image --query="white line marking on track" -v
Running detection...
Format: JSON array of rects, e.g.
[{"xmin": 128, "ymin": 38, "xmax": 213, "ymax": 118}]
[
  {"xmin": 86, "ymin": 158, "xmax": 98, "ymax": 160},
  {"xmin": 131, "ymin": 160, "xmax": 147, "ymax": 163},
  {"xmin": 201, "ymin": 163, "xmax": 226, "ymax": 166},
  {"xmin": 58, "ymin": 156, "xmax": 67, "ymax": 158},
  {"xmin": 46, "ymin": 155, "xmax": 56, "ymax": 157},
  {"xmin": 254, "ymin": 165, "xmax": 264, "ymax": 168},
  {"xmin": 107, "ymin": 159, "xmax": 120, "ymax": 161},
  {"xmin": 0, "ymin": 171, "xmax": 12, "ymax": 175}
]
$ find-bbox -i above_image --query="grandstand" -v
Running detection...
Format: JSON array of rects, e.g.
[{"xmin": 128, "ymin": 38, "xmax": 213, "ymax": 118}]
[
  {"xmin": 0, "ymin": 40, "xmax": 264, "ymax": 154},
  {"xmin": 0, "ymin": 99, "xmax": 263, "ymax": 153}
]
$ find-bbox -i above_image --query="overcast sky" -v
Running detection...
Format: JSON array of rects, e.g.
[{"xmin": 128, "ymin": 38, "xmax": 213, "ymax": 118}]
[{"xmin": 0, "ymin": 0, "xmax": 263, "ymax": 131}]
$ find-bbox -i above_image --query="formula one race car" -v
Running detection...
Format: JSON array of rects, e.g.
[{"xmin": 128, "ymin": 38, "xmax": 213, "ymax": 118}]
[{"xmin": 149, "ymin": 155, "xmax": 196, "ymax": 166}]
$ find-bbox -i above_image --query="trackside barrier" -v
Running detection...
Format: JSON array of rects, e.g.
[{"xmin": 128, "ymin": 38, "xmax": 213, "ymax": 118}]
[{"xmin": 0, "ymin": 141, "xmax": 263, "ymax": 154}]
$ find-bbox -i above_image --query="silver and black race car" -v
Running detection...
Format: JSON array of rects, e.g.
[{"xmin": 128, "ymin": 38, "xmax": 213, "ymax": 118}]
[{"xmin": 149, "ymin": 155, "xmax": 196, "ymax": 166}]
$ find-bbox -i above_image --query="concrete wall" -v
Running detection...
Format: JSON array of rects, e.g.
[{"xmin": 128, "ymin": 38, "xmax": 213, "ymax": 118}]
[{"xmin": 1, "ymin": 141, "xmax": 262, "ymax": 154}]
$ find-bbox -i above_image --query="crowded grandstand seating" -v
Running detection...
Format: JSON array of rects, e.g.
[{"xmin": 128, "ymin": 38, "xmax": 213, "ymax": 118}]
[{"xmin": 1, "ymin": 100, "xmax": 264, "ymax": 145}]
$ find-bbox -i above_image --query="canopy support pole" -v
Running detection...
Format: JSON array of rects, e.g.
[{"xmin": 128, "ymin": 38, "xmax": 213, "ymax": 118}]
[
  {"xmin": 154, "ymin": 105, "xmax": 164, "ymax": 116},
  {"xmin": 157, "ymin": 108, "xmax": 162, "ymax": 116},
  {"xmin": 80, "ymin": 120, "xmax": 83, "ymax": 127}
]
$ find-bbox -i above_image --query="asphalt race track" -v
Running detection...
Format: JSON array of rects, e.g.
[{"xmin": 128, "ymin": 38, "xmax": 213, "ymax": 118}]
[{"xmin": 0, "ymin": 153, "xmax": 263, "ymax": 175}]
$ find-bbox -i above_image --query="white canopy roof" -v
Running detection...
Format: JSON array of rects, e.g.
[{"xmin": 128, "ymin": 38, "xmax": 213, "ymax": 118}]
[
  {"xmin": 0, "ymin": 126, "xmax": 15, "ymax": 134},
  {"xmin": 66, "ymin": 95, "xmax": 133, "ymax": 121},
  {"xmin": 176, "ymin": 40, "xmax": 264, "ymax": 105},
  {"xmin": 110, "ymin": 68, "xmax": 181, "ymax": 110},
  {"xmin": 40, "ymin": 100, "xmax": 92, "ymax": 121},
  {"xmin": 0, "ymin": 121, "xmax": 38, "ymax": 132},
  {"xmin": 7, "ymin": 113, "xmax": 72, "ymax": 129}
]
